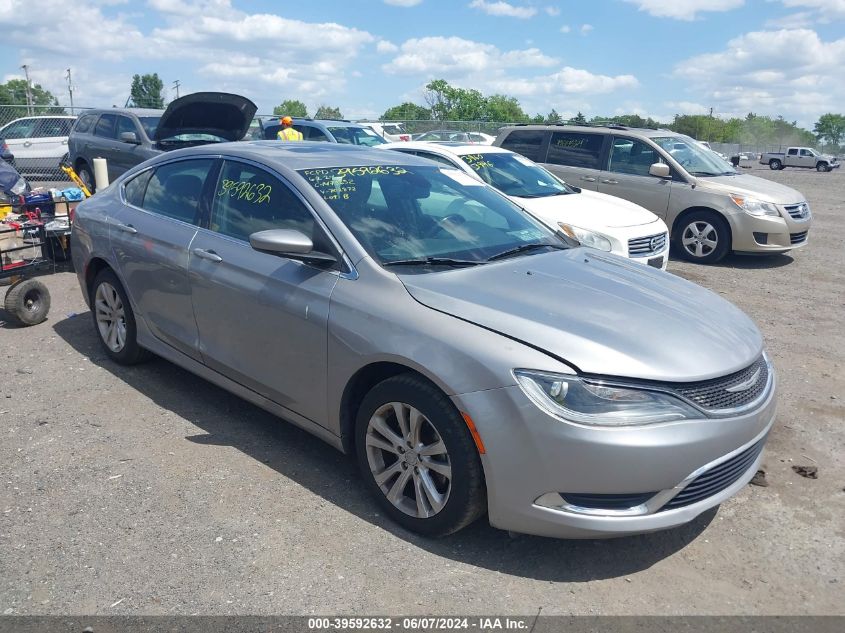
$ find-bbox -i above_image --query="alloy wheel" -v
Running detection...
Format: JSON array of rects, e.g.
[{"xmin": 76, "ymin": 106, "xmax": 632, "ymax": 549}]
[
  {"xmin": 682, "ymin": 221, "xmax": 718, "ymax": 259},
  {"xmin": 365, "ymin": 402, "xmax": 452, "ymax": 519},
  {"xmin": 94, "ymin": 282, "xmax": 127, "ymax": 353}
]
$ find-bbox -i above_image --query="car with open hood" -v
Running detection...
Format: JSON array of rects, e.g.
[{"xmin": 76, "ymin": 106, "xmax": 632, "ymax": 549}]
[
  {"xmin": 71, "ymin": 142, "xmax": 777, "ymax": 540},
  {"xmin": 67, "ymin": 92, "xmax": 256, "ymax": 192}
]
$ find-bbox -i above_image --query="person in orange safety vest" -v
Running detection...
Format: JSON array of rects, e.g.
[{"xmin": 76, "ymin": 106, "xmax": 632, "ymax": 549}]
[{"xmin": 277, "ymin": 116, "xmax": 304, "ymax": 141}]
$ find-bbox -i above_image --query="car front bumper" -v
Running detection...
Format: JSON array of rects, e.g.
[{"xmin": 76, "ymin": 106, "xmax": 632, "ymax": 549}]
[
  {"xmin": 453, "ymin": 371, "xmax": 776, "ymax": 539},
  {"xmin": 729, "ymin": 205, "xmax": 812, "ymax": 253}
]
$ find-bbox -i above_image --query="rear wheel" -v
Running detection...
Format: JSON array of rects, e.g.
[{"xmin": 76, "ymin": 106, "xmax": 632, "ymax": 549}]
[
  {"xmin": 355, "ymin": 374, "xmax": 486, "ymax": 537},
  {"xmin": 675, "ymin": 211, "xmax": 730, "ymax": 264},
  {"xmin": 4, "ymin": 279, "xmax": 50, "ymax": 326},
  {"xmin": 90, "ymin": 269, "xmax": 149, "ymax": 364},
  {"xmin": 769, "ymin": 159, "xmax": 782, "ymax": 170}
]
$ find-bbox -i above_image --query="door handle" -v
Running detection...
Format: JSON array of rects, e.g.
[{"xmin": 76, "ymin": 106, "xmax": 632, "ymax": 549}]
[
  {"xmin": 23, "ymin": 141, "xmax": 32, "ymax": 148},
  {"xmin": 580, "ymin": 176, "xmax": 596, "ymax": 182},
  {"xmin": 116, "ymin": 223, "xmax": 137, "ymax": 234},
  {"xmin": 601, "ymin": 179, "xmax": 619, "ymax": 185},
  {"xmin": 192, "ymin": 248, "xmax": 223, "ymax": 263}
]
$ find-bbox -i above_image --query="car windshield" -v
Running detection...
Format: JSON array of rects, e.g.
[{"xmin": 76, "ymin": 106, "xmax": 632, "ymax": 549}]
[
  {"xmin": 459, "ymin": 152, "xmax": 572, "ymax": 198},
  {"xmin": 299, "ymin": 164, "xmax": 563, "ymax": 269},
  {"xmin": 328, "ymin": 126, "xmax": 386, "ymax": 146},
  {"xmin": 138, "ymin": 117, "xmax": 160, "ymax": 138},
  {"xmin": 653, "ymin": 136, "xmax": 736, "ymax": 176}
]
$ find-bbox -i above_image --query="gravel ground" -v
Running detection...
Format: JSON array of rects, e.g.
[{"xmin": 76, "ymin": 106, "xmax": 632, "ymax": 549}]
[{"xmin": 0, "ymin": 164, "xmax": 842, "ymax": 616}]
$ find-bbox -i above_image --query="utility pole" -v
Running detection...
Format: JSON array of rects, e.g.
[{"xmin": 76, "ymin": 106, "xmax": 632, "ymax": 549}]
[
  {"xmin": 172, "ymin": 80, "xmax": 181, "ymax": 99},
  {"xmin": 66, "ymin": 68, "xmax": 74, "ymax": 115},
  {"xmin": 21, "ymin": 64, "xmax": 34, "ymax": 115}
]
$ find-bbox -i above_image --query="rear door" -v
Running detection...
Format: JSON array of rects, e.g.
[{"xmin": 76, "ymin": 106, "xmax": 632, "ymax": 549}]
[
  {"xmin": 543, "ymin": 131, "xmax": 607, "ymax": 191},
  {"xmin": 188, "ymin": 158, "xmax": 339, "ymax": 424},
  {"xmin": 91, "ymin": 113, "xmax": 123, "ymax": 181},
  {"xmin": 109, "ymin": 157, "xmax": 215, "ymax": 359},
  {"xmin": 0, "ymin": 118, "xmax": 40, "ymax": 173},
  {"xmin": 785, "ymin": 148, "xmax": 800, "ymax": 167},
  {"xmin": 597, "ymin": 136, "xmax": 672, "ymax": 218},
  {"xmin": 28, "ymin": 118, "xmax": 73, "ymax": 172}
]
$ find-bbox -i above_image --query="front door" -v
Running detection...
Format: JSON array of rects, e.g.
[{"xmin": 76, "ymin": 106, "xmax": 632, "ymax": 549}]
[
  {"xmin": 597, "ymin": 136, "xmax": 672, "ymax": 219},
  {"xmin": 109, "ymin": 157, "xmax": 215, "ymax": 360},
  {"xmin": 188, "ymin": 159, "xmax": 338, "ymax": 425}
]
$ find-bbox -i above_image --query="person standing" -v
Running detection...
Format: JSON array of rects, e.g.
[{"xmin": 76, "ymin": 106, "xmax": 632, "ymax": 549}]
[{"xmin": 277, "ymin": 116, "xmax": 304, "ymax": 141}]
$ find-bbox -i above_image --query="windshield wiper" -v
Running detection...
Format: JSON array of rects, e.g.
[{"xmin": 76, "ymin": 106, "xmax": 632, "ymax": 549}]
[
  {"xmin": 383, "ymin": 257, "xmax": 486, "ymax": 268},
  {"xmin": 487, "ymin": 243, "xmax": 565, "ymax": 262}
]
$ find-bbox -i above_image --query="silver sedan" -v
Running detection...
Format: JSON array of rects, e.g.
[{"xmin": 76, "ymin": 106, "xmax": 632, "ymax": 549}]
[{"xmin": 71, "ymin": 142, "xmax": 776, "ymax": 538}]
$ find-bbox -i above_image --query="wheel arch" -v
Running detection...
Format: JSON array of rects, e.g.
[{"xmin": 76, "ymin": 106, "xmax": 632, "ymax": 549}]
[
  {"xmin": 672, "ymin": 206, "xmax": 733, "ymax": 245},
  {"xmin": 84, "ymin": 256, "xmax": 114, "ymax": 303}
]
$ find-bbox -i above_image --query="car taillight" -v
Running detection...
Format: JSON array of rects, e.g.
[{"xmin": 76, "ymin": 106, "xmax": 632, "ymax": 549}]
[{"xmin": 400, "ymin": 135, "xmax": 410, "ymax": 141}]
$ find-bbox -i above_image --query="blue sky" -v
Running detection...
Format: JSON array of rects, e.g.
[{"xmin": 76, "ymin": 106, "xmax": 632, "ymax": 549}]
[{"xmin": 1, "ymin": 0, "xmax": 843, "ymax": 127}]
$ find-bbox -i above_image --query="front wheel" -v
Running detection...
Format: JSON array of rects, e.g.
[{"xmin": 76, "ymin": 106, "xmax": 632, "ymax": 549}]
[
  {"xmin": 355, "ymin": 374, "xmax": 486, "ymax": 537},
  {"xmin": 91, "ymin": 269, "xmax": 149, "ymax": 364},
  {"xmin": 675, "ymin": 212, "xmax": 731, "ymax": 264},
  {"xmin": 769, "ymin": 159, "xmax": 782, "ymax": 170},
  {"xmin": 817, "ymin": 163, "xmax": 830, "ymax": 172}
]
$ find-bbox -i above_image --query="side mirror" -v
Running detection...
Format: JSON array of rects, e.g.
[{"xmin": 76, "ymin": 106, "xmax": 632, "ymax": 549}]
[
  {"xmin": 249, "ymin": 229, "xmax": 337, "ymax": 264},
  {"xmin": 649, "ymin": 163, "xmax": 670, "ymax": 178},
  {"xmin": 119, "ymin": 131, "xmax": 140, "ymax": 144}
]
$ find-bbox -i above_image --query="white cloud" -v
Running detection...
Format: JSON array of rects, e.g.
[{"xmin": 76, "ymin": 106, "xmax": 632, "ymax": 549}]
[
  {"xmin": 624, "ymin": 0, "xmax": 744, "ymax": 21},
  {"xmin": 674, "ymin": 28, "xmax": 845, "ymax": 125},
  {"xmin": 782, "ymin": 0, "xmax": 845, "ymax": 21},
  {"xmin": 666, "ymin": 101, "xmax": 710, "ymax": 115},
  {"xmin": 384, "ymin": 0, "xmax": 423, "ymax": 6},
  {"xmin": 377, "ymin": 40, "xmax": 399, "ymax": 53},
  {"xmin": 560, "ymin": 25, "xmax": 571, "ymax": 33},
  {"xmin": 545, "ymin": 6, "xmax": 561, "ymax": 16},
  {"xmin": 468, "ymin": 0, "xmax": 537, "ymax": 19},
  {"xmin": 383, "ymin": 37, "xmax": 558, "ymax": 74},
  {"xmin": 580, "ymin": 24, "xmax": 594, "ymax": 34},
  {"xmin": 765, "ymin": 11, "xmax": 815, "ymax": 28}
]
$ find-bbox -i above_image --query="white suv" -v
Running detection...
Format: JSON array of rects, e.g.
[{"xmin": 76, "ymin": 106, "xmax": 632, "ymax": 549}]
[
  {"xmin": 360, "ymin": 121, "xmax": 410, "ymax": 142},
  {"xmin": 381, "ymin": 141, "xmax": 670, "ymax": 269},
  {"xmin": 0, "ymin": 115, "xmax": 76, "ymax": 176}
]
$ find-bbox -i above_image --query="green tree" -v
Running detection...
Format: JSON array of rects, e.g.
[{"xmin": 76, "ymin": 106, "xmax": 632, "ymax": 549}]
[
  {"xmin": 546, "ymin": 109, "xmax": 562, "ymax": 124},
  {"xmin": 129, "ymin": 73, "xmax": 164, "ymax": 108},
  {"xmin": 813, "ymin": 113, "xmax": 845, "ymax": 149},
  {"xmin": 484, "ymin": 94, "xmax": 528, "ymax": 122},
  {"xmin": 381, "ymin": 102, "xmax": 431, "ymax": 121},
  {"xmin": 314, "ymin": 105, "xmax": 343, "ymax": 119},
  {"xmin": 424, "ymin": 79, "xmax": 486, "ymax": 121},
  {"xmin": 273, "ymin": 99, "xmax": 308, "ymax": 118},
  {"xmin": 572, "ymin": 111, "xmax": 587, "ymax": 124},
  {"xmin": 0, "ymin": 79, "xmax": 63, "ymax": 117}
]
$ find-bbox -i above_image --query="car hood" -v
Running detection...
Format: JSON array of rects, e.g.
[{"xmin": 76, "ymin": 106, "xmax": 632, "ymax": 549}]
[
  {"xmin": 697, "ymin": 173, "xmax": 804, "ymax": 204},
  {"xmin": 155, "ymin": 92, "xmax": 257, "ymax": 142},
  {"xmin": 513, "ymin": 189, "xmax": 660, "ymax": 229},
  {"xmin": 399, "ymin": 249, "xmax": 762, "ymax": 382}
]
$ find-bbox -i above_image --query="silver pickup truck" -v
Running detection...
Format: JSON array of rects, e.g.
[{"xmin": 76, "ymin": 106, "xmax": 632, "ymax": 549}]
[{"xmin": 761, "ymin": 147, "xmax": 840, "ymax": 172}]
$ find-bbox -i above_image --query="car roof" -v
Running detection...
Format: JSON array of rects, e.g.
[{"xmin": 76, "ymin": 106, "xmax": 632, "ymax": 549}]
[
  {"xmin": 5, "ymin": 115, "xmax": 77, "ymax": 121},
  {"xmin": 382, "ymin": 141, "xmax": 512, "ymax": 156},
  {"xmin": 498, "ymin": 124, "xmax": 675, "ymax": 139},
  {"xmin": 82, "ymin": 108, "xmax": 163, "ymax": 117},
  {"xmin": 294, "ymin": 119, "xmax": 368, "ymax": 128}
]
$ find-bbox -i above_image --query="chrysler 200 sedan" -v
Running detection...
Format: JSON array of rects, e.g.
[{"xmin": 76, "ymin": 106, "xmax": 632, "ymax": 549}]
[{"xmin": 71, "ymin": 142, "xmax": 776, "ymax": 539}]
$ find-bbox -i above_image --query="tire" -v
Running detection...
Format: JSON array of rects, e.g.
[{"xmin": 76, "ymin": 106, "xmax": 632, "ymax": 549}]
[
  {"xmin": 90, "ymin": 269, "xmax": 150, "ymax": 364},
  {"xmin": 817, "ymin": 163, "xmax": 830, "ymax": 173},
  {"xmin": 674, "ymin": 211, "xmax": 731, "ymax": 264},
  {"xmin": 4, "ymin": 279, "xmax": 50, "ymax": 326},
  {"xmin": 355, "ymin": 373, "xmax": 486, "ymax": 537},
  {"xmin": 768, "ymin": 159, "xmax": 782, "ymax": 170},
  {"xmin": 77, "ymin": 162, "xmax": 95, "ymax": 194}
]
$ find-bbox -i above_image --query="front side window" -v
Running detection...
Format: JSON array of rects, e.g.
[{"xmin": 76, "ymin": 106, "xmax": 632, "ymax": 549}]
[
  {"xmin": 299, "ymin": 164, "xmax": 562, "ymax": 268},
  {"xmin": 142, "ymin": 159, "xmax": 213, "ymax": 224},
  {"xmin": 328, "ymin": 126, "xmax": 386, "ymax": 146},
  {"xmin": 607, "ymin": 137, "xmax": 663, "ymax": 177},
  {"xmin": 1, "ymin": 119, "xmax": 37, "ymax": 139},
  {"xmin": 306, "ymin": 127, "xmax": 329, "ymax": 142},
  {"xmin": 499, "ymin": 130, "xmax": 547, "ymax": 162},
  {"xmin": 652, "ymin": 136, "xmax": 735, "ymax": 176},
  {"xmin": 116, "ymin": 116, "xmax": 137, "ymax": 138},
  {"xmin": 211, "ymin": 160, "xmax": 316, "ymax": 242},
  {"xmin": 547, "ymin": 132, "xmax": 604, "ymax": 169},
  {"xmin": 94, "ymin": 114, "xmax": 117, "ymax": 139},
  {"xmin": 459, "ymin": 152, "xmax": 571, "ymax": 198}
]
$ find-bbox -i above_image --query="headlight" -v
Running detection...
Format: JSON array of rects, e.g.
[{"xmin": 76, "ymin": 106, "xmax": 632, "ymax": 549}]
[
  {"xmin": 730, "ymin": 194, "xmax": 779, "ymax": 217},
  {"xmin": 10, "ymin": 177, "xmax": 27, "ymax": 196},
  {"xmin": 514, "ymin": 370, "xmax": 702, "ymax": 426},
  {"xmin": 558, "ymin": 223, "xmax": 612, "ymax": 251}
]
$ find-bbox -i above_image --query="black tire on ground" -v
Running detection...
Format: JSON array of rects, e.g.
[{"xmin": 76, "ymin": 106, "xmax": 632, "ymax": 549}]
[
  {"xmin": 90, "ymin": 269, "xmax": 150, "ymax": 365},
  {"xmin": 674, "ymin": 211, "xmax": 731, "ymax": 264},
  {"xmin": 77, "ymin": 163, "xmax": 95, "ymax": 194},
  {"xmin": 769, "ymin": 159, "xmax": 782, "ymax": 170},
  {"xmin": 355, "ymin": 373, "xmax": 487, "ymax": 537},
  {"xmin": 817, "ymin": 163, "xmax": 830, "ymax": 172},
  {"xmin": 4, "ymin": 279, "xmax": 51, "ymax": 326}
]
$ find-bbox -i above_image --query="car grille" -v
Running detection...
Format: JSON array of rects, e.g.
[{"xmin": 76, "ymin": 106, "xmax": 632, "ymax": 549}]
[
  {"xmin": 784, "ymin": 203, "xmax": 810, "ymax": 219},
  {"xmin": 628, "ymin": 232, "xmax": 667, "ymax": 257},
  {"xmin": 673, "ymin": 356, "xmax": 769, "ymax": 412},
  {"xmin": 660, "ymin": 436, "xmax": 767, "ymax": 511},
  {"xmin": 790, "ymin": 231, "xmax": 808, "ymax": 245}
]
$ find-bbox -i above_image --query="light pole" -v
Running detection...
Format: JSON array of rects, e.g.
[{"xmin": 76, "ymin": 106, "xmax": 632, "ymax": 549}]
[
  {"xmin": 66, "ymin": 68, "xmax": 74, "ymax": 115},
  {"xmin": 21, "ymin": 64, "xmax": 34, "ymax": 115},
  {"xmin": 172, "ymin": 80, "xmax": 181, "ymax": 99}
]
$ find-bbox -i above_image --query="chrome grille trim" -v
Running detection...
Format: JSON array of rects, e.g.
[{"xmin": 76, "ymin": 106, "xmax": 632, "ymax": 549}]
[
  {"xmin": 628, "ymin": 232, "xmax": 667, "ymax": 257},
  {"xmin": 784, "ymin": 203, "xmax": 810, "ymax": 219},
  {"xmin": 673, "ymin": 356, "xmax": 769, "ymax": 412},
  {"xmin": 790, "ymin": 231, "xmax": 808, "ymax": 245}
]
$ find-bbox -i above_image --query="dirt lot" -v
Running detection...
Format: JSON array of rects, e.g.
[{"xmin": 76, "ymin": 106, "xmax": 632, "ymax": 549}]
[{"xmin": 0, "ymin": 164, "xmax": 842, "ymax": 616}]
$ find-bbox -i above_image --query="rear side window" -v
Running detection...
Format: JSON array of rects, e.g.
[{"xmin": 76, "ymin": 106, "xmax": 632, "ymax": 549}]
[
  {"xmin": 1, "ymin": 119, "xmax": 37, "ymax": 139},
  {"xmin": 499, "ymin": 130, "xmax": 546, "ymax": 162},
  {"xmin": 74, "ymin": 114, "xmax": 98, "ymax": 134},
  {"xmin": 306, "ymin": 127, "xmax": 329, "ymax": 142},
  {"xmin": 142, "ymin": 159, "xmax": 213, "ymax": 224},
  {"xmin": 547, "ymin": 132, "xmax": 604, "ymax": 169},
  {"xmin": 123, "ymin": 170, "xmax": 153, "ymax": 207},
  {"xmin": 415, "ymin": 151, "xmax": 460, "ymax": 168},
  {"xmin": 94, "ymin": 114, "xmax": 117, "ymax": 139},
  {"xmin": 34, "ymin": 118, "xmax": 73, "ymax": 137}
]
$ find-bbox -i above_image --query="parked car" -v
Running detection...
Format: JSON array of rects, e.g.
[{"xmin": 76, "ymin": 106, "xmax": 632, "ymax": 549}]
[
  {"xmin": 1, "ymin": 138, "xmax": 14, "ymax": 164},
  {"xmin": 71, "ymin": 141, "xmax": 777, "ymax": 539},
  {"xmin": 0, "ymin": 158, "xmax": 29, "ymax": 212},
  {"xmin": 381, "ymin": 141, "xmax": 669, "ymax": 269},
  {"xmin": 260, "ymin": 118, "xmax": 387, "ymax": 146},
  {"xmin": 468, "ymin": 132, "xmax": 496, "ymax": 145},
  {"xmin": 68, "ymin": 92, "xmax": 256, "ymax": 191},
  {"xmin": 760, "ymin": 147, "xmax": 839, "ymax": 172},
  {"xmin": 360, "ymin": 121, "xmax": 411, "ymax": 142},
  {"xmin": 495, "ymin": 125, "xmax": 812, "ymax": 263},
  {"xmin": 412, "ymin": 130, "xmax": 472, "ymax": 143},
  {"xmin": 0, "ymin": 115, "xmax": 76, "ymax": 177}
]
